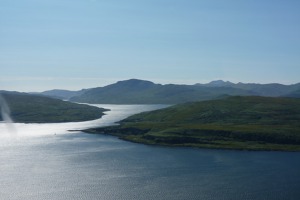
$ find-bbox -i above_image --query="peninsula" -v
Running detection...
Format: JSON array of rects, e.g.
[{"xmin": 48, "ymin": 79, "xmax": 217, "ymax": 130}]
[
  {"xmin": 84, "ymin": 96, "xmax": 300, "ymax": 151},
  {"xmin": 0, "ymin": 91, "xmax": 108, "ymax": 123}
]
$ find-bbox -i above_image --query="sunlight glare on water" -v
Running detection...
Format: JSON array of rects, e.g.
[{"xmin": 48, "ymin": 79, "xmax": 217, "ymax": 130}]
[
  {"xmin": 0, "ymin": 104, "xmax": 168, "ymax": 139},
  {"xmin": 0, "ymin": 104, "xmax": 299, "ymax": 200}
]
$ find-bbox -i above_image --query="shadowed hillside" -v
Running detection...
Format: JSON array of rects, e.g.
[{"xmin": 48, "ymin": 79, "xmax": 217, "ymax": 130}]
[
  {"xmin": 70, "ymin": 79, "xmax": 257, "ymax": 104},
  {"xmin": 0, "ymin": 91, "xmax": 107, "ymax": 123}
]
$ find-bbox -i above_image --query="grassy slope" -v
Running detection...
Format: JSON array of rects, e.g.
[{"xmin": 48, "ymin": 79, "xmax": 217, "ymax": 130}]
[
  {"xmin": 0, "ymin": 92, "xmax": 108, "ymax": 123},
  {"xmin": 85, "ymin": 96, "xmax": 300, "ymax": 151}
]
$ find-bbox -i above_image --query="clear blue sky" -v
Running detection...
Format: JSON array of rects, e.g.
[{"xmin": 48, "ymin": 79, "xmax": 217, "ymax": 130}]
[{"xmin": 1, "ymin": 0, "xmax": 299, "ymax": 91}]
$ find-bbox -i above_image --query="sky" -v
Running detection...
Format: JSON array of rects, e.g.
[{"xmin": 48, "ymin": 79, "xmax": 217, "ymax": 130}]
[{"xmin": 0, "ymin": 0, "xmax": 300, "ymax": 92}]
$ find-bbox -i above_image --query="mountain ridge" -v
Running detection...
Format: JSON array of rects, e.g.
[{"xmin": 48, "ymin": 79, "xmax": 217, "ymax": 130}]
[
  {"xmin": 69, "ymin": 79, "xmax": 299, "ymax": 104},
  {"xmin": 70, "ymin": 79, "xmax": 258, "ymax": 104},
  {"xmin": 32, "ymin": 79, "xmax": 300, "ymax": 104},
  {"xmin": 36, "ymin": 88, "xmax": 89, "ymax": 100}
]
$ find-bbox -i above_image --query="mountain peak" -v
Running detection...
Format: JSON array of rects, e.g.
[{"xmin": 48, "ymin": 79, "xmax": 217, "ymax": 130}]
[
  {"xmin": 207, "ymin": 80, "xmax": 234, "ymax": 86},
  {"xmin": 106, "ymin": 79, "xmax": 157, "ymax": 90},
  {"xmin": 116, "ymin": 79, "xmax": 155, "ymax": 85}
]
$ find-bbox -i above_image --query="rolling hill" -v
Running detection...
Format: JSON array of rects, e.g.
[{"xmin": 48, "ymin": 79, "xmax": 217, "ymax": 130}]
[
  {"xmin": 84, "ymin": 96, "xmax": 300, "ymax": 151},
  {"xmin": 0, "ymin": 91, "xmax": 107, "ymax": 123}
]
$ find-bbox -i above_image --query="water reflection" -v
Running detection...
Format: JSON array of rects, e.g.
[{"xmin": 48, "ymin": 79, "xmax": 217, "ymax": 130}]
[
  {"xmin": 0, "ymin": 104, "xmax": 299, "ymax": 200},
  {"xmin": 0, "ymin": 104, "xmax": 169, "ymax": 138}
]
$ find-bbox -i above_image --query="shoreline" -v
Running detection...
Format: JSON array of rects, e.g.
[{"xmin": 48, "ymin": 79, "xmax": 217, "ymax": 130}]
[{"xmin": 82, "ymin": 127, "xmax": 300, "ymax": 152}]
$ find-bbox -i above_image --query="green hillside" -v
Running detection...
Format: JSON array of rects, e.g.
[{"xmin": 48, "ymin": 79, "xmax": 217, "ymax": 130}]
[
  {"xmin": 0, "ymin": 92, "xmax": 107, "ymax": 123},
  {"xmin": 85, "ymin": 96, "xmax": 300, "ymax": 151}
]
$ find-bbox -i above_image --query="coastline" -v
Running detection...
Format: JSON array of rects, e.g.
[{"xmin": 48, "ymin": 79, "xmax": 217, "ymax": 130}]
[{"xmin": 83, "ymin": 126, "xmax": 300, "ymax": 152}]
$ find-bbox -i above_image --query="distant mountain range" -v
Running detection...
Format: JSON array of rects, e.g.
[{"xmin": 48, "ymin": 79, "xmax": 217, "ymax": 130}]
[
  {"xmin": 69, "ymin": 79, "xmax": 257, "ymax": 104},
  {"xmin": 36, "ymin": 79, "xmax": 299, "ymax": 104},
  {"xmin": 33, "ymin": 89, "xmax": 89, "ymax": 100},
  {"xmin": 198, "ymin": 80, "xmax": 300, "ymax": 97}
]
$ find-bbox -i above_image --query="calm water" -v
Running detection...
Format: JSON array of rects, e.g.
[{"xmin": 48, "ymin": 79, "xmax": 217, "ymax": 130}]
[{"xmin": 0, "ymin": 105, "xmax": 300, "ymax": 200}]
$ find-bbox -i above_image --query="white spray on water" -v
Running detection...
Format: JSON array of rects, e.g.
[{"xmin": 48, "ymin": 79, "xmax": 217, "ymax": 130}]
[{"xmin": 0, "ymin": 94, "xmax": 17, "ymax": 134}]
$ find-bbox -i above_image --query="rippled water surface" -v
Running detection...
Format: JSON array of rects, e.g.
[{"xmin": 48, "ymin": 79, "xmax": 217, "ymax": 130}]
[{"xmin": 0, "ymin": 104, "xmax": 300, "ymax": 200}]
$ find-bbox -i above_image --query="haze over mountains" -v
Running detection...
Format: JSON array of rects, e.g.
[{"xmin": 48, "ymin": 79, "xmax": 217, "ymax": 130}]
[
  {"xmin": 38, "ymin": 89, "xmax": 89, "ymax": 100},
  {"xmin": 37, "ymin": 79, "xmax": 300, "ymax": 104}
]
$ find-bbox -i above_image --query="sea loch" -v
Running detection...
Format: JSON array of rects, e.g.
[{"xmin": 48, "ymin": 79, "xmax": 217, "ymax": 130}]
[{"xmin": 0, "ymin": 105, "xmax": 299, "ymax": 200}]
